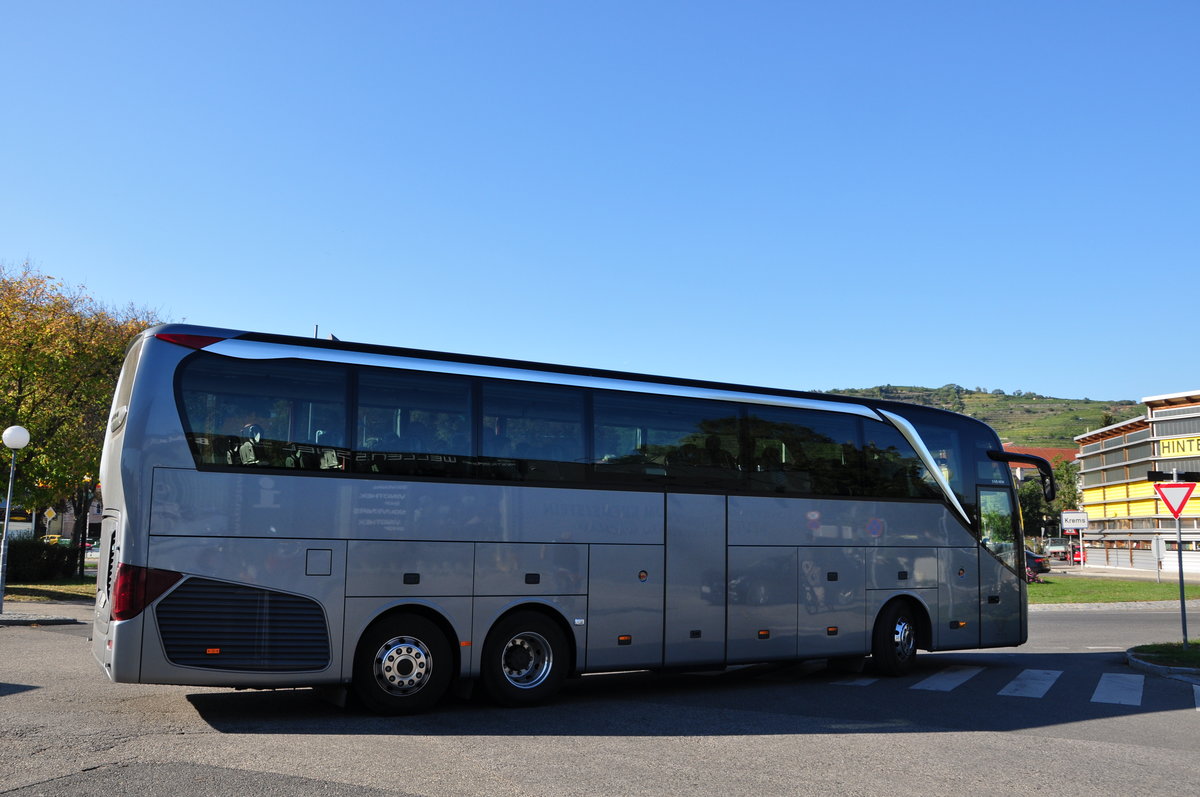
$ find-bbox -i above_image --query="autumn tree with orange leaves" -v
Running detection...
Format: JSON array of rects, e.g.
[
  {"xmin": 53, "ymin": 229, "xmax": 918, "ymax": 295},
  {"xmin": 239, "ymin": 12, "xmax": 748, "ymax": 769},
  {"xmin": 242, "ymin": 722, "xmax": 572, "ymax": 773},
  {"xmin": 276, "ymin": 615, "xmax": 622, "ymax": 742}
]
[{"xmin": 1, "ymin": 263, "xmax": 158, "ymax": 573}]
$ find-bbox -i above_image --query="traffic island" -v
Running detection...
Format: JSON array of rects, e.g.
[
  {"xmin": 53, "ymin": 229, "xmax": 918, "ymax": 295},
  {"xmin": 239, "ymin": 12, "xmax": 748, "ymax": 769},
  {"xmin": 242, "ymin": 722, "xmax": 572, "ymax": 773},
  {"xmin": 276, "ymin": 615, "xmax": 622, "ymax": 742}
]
[{"xmin": 1126, "ymin": 646, "xmax": 1200, "ymax": 684}]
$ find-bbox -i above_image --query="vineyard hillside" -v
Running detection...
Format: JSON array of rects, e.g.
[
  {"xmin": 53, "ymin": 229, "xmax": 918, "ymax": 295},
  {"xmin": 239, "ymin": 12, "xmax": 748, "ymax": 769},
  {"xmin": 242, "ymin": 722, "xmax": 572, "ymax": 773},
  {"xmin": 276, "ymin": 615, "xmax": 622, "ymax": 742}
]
[{"xmin": 827, "ymin": 385, "xmax": 1143, "ymax": 448}]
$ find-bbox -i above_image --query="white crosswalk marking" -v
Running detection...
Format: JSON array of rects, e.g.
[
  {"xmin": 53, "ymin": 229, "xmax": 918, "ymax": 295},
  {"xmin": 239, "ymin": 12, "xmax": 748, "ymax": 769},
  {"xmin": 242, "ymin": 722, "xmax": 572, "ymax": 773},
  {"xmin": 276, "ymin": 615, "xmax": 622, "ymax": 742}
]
[
  {"xmin": 1090, "ymin": 673, "xmax": 1144, "ymax": 706},
  {"xmin": 997, "ymin": 669, "xmax": 1063, "ymax": 698},
  {"xmin": 911, "ymin": 665, "xmax": 984, "ymax": 691},
  {"xmin": 825, "ymin": 665, "xmax": 1197, "ymax": 712}
]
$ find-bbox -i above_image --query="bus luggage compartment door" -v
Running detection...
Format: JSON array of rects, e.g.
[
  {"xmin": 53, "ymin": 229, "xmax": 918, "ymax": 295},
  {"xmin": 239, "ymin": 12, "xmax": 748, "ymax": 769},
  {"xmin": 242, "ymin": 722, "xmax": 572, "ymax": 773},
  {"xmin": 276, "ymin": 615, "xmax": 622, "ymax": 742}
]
[
  {"xmin": 797, "ymin": 547, "xmax": 866, "ymax": 657},
  {"xmin": 586, "ymin": 544, "xmax": 664, "ymax": 671},
  {"xmin": 727, "ymin": 546, "xmax": 798, "ymax": 663},
  {"xmin": 664, "ymin": 493, "xmax": 726, "ymax": 667}
]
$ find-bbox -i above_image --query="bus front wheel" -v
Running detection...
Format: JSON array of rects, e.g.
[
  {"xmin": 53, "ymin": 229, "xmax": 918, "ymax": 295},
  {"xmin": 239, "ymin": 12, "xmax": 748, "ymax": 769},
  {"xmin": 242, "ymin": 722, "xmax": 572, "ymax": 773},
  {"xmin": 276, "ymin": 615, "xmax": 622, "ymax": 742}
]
[
  {"xmin": 353, "ymin": 613, "xmax": 452, "ymax": 714},
  {"xmin": 871, "ymin": 600, "xmax": 919, "ymax": 676},
  {"xmin": 481, "ymin": 611, "xmax": 568, "ymax": 707}
]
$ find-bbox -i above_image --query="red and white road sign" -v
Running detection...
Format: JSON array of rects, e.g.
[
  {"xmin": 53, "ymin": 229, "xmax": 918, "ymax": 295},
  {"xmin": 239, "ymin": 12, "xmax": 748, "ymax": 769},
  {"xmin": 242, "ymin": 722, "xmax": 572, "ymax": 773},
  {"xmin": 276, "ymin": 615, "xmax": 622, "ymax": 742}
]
[{"xmin": 1154, "ymin": 482, "xmax": 1196, "ymax": 519}]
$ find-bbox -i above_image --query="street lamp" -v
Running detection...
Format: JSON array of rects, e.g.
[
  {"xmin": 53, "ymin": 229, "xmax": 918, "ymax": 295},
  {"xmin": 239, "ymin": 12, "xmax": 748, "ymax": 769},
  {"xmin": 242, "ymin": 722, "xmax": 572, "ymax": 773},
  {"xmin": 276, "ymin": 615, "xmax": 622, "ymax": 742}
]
[{"xmin": 0, "ymin": 425, "xmax": 31, "ymax": 614}]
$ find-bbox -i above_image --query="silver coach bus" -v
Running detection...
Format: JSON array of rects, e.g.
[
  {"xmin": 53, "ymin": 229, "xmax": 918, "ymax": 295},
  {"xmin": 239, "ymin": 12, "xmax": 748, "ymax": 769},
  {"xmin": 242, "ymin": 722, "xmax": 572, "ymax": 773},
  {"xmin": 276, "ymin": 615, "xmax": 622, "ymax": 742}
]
[{"xmin": 92, "ymin": 324, "xmax": 1054, "ymax": 714}]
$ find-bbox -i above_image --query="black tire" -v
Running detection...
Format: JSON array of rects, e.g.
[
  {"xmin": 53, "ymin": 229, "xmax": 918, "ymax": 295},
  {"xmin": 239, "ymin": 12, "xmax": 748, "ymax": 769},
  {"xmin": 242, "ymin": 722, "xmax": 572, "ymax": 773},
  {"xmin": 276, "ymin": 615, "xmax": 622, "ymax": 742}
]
[
  {"xmin": 480, "ymin": 611, "xmax": 568, "ymax": 707},
  {"xmin": 871, "ymin": 600, "xmax": 919, "ymax": 676},
  {"xmin": 353, "ymin": 613, "xmax": 452, "ymax": 715}
]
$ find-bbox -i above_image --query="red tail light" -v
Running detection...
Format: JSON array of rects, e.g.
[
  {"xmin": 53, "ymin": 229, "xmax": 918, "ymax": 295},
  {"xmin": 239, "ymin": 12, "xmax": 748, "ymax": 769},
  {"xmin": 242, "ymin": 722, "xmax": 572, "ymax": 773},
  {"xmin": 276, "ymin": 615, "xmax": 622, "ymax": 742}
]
[
  {"xmin": 155, "ymin": 333, "xmax": 226, "ymax": 350},
  {"xmin": 111, "ymin": 564, "xmax": 184, "ymax": 621}
]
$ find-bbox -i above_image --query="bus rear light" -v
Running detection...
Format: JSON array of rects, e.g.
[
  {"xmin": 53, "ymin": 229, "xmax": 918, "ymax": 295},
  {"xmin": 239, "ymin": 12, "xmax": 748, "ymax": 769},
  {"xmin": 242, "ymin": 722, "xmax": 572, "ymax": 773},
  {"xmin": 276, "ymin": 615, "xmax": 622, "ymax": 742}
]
[
  {"xmin": 111, "ymin": 564, "xmax": 184, "ymax": 621},
  {"xmin": 155, "ymin": 333, "xmax": 226, "ymax": 350}
]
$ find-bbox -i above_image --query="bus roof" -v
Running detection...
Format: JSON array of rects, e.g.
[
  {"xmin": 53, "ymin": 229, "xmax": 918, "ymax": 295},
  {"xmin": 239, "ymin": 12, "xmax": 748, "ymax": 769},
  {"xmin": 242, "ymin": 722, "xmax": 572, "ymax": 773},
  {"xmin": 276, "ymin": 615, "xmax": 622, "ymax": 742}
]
[{"xmin": 144, "ymin": 323, "xmax": 984, "ymax": 428}]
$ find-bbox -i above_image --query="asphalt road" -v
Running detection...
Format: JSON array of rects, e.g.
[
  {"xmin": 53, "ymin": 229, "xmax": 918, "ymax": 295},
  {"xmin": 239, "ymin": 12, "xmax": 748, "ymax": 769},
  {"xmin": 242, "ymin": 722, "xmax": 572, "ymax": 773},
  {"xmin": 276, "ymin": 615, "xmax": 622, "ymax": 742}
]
[{"xmin": 2, "ymin": 602, "xmax": 1198, "ymax": 797}]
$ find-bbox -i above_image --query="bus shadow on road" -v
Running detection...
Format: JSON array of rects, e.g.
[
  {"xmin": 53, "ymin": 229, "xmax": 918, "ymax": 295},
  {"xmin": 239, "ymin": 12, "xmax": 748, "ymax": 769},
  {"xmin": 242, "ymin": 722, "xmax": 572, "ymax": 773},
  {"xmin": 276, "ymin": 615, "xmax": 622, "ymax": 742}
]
[
  {"xmin": 185, "ymin": 649, "xmax": 1196, "ymax": 737},
  {"xmin": 0, "ymin": 682, "xmax": 39, "ymax": 698}
]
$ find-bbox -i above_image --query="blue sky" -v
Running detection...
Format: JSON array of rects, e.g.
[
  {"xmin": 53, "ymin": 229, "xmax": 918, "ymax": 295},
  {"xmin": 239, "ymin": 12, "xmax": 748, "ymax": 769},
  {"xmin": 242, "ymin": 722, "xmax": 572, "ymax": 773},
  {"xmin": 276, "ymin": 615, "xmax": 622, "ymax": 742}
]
[{"xmin": 2, "ymin": 2, "xmax": 1195, "ymax": 402}]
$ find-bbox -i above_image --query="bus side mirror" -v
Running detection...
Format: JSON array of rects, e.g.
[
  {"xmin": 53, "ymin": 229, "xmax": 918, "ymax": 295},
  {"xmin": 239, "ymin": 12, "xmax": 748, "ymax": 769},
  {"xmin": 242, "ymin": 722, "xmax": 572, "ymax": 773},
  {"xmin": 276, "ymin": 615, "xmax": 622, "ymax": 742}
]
[
  {"xmin": 987, "ymin": 450, "xmax": 1057, "ymax": 503},
  {"xmin": 1040, "ymin": 471, "xmax": 1056, "ymax": 503}
]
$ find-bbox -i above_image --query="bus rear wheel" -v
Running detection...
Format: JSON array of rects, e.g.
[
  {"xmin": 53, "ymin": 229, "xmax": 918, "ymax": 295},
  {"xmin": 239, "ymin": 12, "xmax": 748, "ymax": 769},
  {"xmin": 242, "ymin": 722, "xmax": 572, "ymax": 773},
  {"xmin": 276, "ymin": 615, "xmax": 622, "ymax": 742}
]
[
  {"xmin": 353, "ymin": 613, "xmax": 452, "ymax": 714},
  {"xmin": 481, "ymin": 611, "xmax": 568, "ymax": 707},
  {"xmin": 872, "ymin": 600, "xmax": 919, "ymax": 676}
]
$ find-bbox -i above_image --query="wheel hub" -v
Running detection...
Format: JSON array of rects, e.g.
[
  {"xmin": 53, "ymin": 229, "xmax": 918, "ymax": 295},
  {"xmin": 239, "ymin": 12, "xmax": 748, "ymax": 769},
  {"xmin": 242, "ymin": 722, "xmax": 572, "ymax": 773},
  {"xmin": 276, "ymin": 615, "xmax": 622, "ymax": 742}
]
[
  {"xmin": 892, "ymin": 619, "xmax": 915, "ymax": 660},
  {"xmin": 501, "ymin": 632, "xmax": 553, "ymax": 689},
  {"xmin": 374, "ymin": 635, "xmax": 432, "ymax": 696}
]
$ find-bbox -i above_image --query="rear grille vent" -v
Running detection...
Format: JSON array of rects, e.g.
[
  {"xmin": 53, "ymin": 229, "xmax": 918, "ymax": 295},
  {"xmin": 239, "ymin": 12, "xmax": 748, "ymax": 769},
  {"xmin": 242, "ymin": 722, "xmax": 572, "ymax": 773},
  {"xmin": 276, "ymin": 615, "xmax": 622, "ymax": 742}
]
[{"xmin": 156, "ymin": 579, "xmax": 329, "ymax": 672}]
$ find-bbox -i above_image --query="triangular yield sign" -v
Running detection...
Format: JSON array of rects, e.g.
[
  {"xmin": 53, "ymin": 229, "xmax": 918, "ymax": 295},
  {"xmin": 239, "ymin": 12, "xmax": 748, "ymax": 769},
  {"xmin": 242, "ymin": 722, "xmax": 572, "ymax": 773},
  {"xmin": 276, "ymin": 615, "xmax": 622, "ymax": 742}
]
[{"xmin": 1154, "ymin": 482, "xmax": 1197, "ymax": 519}]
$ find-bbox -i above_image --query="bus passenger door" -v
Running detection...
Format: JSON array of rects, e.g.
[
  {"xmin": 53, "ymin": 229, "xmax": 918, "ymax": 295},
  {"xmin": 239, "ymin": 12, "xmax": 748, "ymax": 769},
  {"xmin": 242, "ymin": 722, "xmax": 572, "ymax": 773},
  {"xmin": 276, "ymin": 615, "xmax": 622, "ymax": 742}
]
[
  {"xmin": 663, "ymin": 494, "xmax": 726, "ymax": 667},
  {"xmin": 978, "ymin": 487, "xmax": 1023, "ymax": 647}
]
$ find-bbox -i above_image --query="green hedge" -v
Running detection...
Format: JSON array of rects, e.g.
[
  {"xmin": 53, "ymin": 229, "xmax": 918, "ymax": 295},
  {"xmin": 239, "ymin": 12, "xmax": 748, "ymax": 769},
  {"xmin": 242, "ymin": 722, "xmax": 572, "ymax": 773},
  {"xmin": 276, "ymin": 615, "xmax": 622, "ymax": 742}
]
[{"xmin": 4, "ymin": 538, "xmax": 76, "ymax": 582}]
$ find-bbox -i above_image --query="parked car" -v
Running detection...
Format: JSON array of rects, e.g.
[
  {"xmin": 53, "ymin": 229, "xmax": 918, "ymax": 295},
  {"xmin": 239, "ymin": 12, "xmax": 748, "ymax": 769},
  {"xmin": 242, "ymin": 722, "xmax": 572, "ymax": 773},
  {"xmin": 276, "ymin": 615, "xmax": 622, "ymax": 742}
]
[
  {"xmin": 1025, "ymin": 549, "xmax": 1050, "ymax": 573},
  {"xmin": 1073, "ymin": 547, "xmax": 1087, "ymax": 564}
]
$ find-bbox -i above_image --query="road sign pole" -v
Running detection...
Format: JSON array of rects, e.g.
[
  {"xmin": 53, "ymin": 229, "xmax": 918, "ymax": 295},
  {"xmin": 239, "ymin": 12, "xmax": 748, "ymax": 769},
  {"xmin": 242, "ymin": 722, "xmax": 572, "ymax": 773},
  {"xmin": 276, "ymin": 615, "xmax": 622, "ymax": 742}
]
[
  {"xmin": 1153, "ymin": 477, "xmax": 1196, "ymax": 650},
  {"xmin": 1176, "ymin": 513, "xmax": 1189, "ymax": 650}
]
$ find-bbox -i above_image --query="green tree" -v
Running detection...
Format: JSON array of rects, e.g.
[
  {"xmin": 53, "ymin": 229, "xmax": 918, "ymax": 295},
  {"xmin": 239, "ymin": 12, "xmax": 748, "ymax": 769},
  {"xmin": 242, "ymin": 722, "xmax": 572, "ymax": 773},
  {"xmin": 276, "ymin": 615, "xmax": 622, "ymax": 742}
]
[
  {"xmin": 1049, "ymin": 459, "xmax": 1080, "ymax": 514},
  {"xmin": 1017, "ymin": 458, "xmax": 1080, "ymax": 541},
  {"xmin": 1018, "ymin": 477, "xmax": 1051, "ymax": 539},
  {"xmin": 0, "ymin": 263, "xmax": 158, "ymax": 574}
]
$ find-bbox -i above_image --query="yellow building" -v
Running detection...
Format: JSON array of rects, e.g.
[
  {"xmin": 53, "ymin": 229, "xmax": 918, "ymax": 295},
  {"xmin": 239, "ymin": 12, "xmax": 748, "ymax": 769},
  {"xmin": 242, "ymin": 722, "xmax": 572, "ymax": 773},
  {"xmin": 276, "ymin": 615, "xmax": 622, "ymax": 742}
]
[{"xmin": 1076, "ymin": 389, "xmax": 1200, "ymax": 573}]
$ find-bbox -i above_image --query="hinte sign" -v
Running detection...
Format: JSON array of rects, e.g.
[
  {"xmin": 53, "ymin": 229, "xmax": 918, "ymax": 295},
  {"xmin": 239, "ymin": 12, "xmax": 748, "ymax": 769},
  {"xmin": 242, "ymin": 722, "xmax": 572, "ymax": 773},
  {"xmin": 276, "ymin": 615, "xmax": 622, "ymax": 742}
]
[
  {"xmin": 1060, "ymin": 510, "xmax": 1089, "ymax": 531},
  {"xmin": 1154, "ymin": 482, "xmax": 1197, "ymax": 519}
]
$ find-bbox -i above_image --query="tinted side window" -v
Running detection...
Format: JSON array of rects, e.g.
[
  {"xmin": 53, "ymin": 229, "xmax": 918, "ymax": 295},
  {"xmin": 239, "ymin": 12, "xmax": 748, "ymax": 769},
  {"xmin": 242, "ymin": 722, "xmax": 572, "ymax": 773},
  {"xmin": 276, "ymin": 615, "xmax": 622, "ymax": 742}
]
[
  {"xmin": 593, "ymin": 392, "xmax": 740, "ymax": 489},
  {"xmin": 179, "ymin": 353, "xmax": 349, "ymax": 471},
  {"xmin": 980, "ymin": 487, "xmax": 1019, "ymax": 571},
  {"xmin": 354, "ymin": 369, "xmax": 473, "ymax": 477},
  {"xmin": 746, "ymin": 408, "xmax": 861, "ymax": 496},
  {"xmin": 481, "ymin": 381, "xmax": 585, "ymax": 482},
  {"xmin": 861, "ymin": 420, "xmax": 941, "ymax": 500}
]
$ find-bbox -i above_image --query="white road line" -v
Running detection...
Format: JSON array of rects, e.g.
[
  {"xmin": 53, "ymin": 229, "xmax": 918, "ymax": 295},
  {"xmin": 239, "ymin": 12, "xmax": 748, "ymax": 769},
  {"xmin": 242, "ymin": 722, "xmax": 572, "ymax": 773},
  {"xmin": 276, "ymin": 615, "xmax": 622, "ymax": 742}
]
[
  {"xmin": 1090, "ymin": 673, "xmax": 1144, "ymax": 706},
  {"xmin": 1194, "ymin": 685, "xmax": 1200, "ymax": 712},
  {"xmin": 832, "ymin": 677, "xmax": 878, "ymax": 687},
  {"xmin": 997, "ymin": 669, "xmax": 1062, "ymax": 699},
  {"xmin": 910, "ymin": 665, "xmax": 984, "ymax": 691}
]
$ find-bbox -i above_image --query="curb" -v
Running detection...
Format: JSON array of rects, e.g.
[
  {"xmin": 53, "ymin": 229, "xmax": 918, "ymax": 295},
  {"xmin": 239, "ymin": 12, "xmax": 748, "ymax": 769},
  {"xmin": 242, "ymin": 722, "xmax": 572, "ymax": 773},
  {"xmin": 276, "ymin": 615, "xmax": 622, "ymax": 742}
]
[{"xmin": 1126, "ymin": 651, "xmax": 1200, "ymax": 685}]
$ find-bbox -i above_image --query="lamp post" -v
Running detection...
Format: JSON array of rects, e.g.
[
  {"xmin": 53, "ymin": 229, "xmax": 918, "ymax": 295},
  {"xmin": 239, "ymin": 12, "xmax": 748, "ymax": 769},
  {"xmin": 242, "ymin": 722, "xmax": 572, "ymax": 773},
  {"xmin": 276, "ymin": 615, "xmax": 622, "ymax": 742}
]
[{"xmin": 0, "ymin": 425, "xmax": 31, "ymax": 614}]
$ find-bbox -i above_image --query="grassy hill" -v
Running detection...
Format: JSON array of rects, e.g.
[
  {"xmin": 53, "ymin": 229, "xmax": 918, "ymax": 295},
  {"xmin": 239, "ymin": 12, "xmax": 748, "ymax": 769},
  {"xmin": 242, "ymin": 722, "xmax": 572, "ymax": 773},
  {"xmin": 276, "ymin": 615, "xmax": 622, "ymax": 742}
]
[{"xmin": 827, "ymin": 385, "xmax": 1143, "ymax": 448}]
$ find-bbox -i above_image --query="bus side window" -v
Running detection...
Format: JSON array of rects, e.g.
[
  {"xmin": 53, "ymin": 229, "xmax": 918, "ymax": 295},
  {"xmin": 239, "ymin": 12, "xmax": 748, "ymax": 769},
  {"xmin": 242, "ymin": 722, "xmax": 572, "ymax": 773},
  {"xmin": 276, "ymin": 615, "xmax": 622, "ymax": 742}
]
[
  {"xmin": 178, "ymin": 353, "xmax": 349, "ymax": 473},
  {"xmin": 353, "ymin": 368, "xmax": 473, "ymax": 476},
  {"xmin": 481, "ymin": 381, "xmax": 585, "ymax": 482},
  {"xmin": 745, "ymin": 408, "xmax": 860, "ymax": 498},
  {"xmin": 592, "ymin": 392, "xmax": 739, "ymax": 489},
  {"xmin": 861, "ymin": 421, "xmax": 940, "ymax": 500}
]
